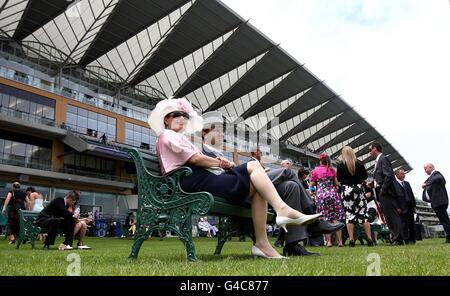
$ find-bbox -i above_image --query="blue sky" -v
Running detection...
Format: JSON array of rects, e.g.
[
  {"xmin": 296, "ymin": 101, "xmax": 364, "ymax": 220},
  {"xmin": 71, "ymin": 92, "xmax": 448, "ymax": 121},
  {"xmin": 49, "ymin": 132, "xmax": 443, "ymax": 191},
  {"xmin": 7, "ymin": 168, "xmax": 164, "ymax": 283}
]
[{"xmin": 222, "ymin": 0, "xmax": 450, "ymax": 198}]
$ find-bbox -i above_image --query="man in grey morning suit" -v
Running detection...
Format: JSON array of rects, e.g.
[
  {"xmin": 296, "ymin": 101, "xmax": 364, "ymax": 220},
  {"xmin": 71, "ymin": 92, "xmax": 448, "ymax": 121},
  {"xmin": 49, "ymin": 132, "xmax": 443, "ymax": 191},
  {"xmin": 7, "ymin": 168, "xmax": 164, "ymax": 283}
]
[
  {"xmin": 369, "ymin": 142, "xmax": 404, "ymax": 245},
  {"xmin": 422, "ymin": 163, "xmax": 450, "ymax": 243}
]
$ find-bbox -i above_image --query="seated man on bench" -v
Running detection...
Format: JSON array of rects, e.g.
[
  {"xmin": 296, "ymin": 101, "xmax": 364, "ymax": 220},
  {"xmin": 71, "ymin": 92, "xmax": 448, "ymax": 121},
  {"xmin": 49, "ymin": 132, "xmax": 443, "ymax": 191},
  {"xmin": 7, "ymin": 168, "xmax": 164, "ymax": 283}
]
[{"xmin": 35, "ymin": 190, "xmax": 80, "ymax": 250}]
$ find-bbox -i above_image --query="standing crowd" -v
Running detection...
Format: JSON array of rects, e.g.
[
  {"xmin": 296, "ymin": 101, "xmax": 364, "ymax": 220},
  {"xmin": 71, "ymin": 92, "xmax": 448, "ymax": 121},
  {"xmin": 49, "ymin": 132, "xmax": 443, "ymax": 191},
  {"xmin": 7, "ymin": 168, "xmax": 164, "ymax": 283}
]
[{"xmin": 2, "ymin": 96, "xmax": 449, "ymax": 257}]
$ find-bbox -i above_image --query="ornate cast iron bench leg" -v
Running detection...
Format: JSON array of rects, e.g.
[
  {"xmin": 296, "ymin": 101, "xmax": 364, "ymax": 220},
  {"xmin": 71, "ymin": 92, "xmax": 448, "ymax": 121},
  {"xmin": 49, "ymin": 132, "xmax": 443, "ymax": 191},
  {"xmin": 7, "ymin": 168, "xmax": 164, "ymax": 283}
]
[
  {"xmin": 128, "ymin": 225, "xmax": 147, "ymax": 261},
  {"xmin": 214, "ymin": 217, "xmax": 237, "ymax": 256}
]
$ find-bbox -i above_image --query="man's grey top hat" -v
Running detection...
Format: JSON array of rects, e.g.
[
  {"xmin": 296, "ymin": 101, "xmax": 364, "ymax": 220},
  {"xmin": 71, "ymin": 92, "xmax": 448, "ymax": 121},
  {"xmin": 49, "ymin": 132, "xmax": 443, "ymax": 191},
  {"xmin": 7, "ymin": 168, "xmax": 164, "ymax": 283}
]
[{"xmin": 201, "ymin": 111, "xmax": 224, "ymax": 130}]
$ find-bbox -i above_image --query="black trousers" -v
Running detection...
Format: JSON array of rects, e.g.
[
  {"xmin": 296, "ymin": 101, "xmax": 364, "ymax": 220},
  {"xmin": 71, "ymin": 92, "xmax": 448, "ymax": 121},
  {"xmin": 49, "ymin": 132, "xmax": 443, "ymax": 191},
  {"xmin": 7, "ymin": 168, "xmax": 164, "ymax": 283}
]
[
  {"xmin": 401, "ymin": 202, "xmax": 416, "ymax": 243},
  {"xmin": 378, "ymin": 191, "xmax": 404, "ymax": 243},
  {"xmin": 37, "ymin": 217, "xmax": 75, "ymax": 246},
  {"xmin": 432, "ymin": 204, "xmax": 450, "ymax": 240}
]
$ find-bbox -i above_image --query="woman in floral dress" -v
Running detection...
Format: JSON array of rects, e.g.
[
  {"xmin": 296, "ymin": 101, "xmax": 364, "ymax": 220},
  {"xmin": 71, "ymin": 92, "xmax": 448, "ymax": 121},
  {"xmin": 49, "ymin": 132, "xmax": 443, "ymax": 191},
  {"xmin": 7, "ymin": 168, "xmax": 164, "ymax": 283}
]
[{"xmin": 310, "ymin": 153, "xmax": 345, "ymax": 247}]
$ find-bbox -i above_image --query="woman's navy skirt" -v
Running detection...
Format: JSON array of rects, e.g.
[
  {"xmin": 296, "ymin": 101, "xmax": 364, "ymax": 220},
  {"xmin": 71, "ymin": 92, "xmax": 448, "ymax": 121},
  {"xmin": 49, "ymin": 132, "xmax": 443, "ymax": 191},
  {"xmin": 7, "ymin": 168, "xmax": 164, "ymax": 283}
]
[{"xmin": 180, "ymin": 163, "xmax": 251, "ymax": 206}]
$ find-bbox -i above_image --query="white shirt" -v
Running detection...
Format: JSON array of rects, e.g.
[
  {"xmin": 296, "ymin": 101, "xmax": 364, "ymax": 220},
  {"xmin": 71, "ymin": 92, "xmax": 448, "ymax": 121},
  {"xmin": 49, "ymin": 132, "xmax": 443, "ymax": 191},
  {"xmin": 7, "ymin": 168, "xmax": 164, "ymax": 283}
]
[{"xmin": 373, "ymin": 153, "xmax": 382, "ymax": 187}]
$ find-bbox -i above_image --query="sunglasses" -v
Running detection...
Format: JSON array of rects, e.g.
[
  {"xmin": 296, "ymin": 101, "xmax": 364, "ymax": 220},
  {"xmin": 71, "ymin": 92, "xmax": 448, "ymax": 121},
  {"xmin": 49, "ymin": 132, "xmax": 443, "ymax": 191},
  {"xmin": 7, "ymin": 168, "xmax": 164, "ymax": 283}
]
[{"xmin": 166, "ymin": 111, "xmax": 190, "ymax": 119}]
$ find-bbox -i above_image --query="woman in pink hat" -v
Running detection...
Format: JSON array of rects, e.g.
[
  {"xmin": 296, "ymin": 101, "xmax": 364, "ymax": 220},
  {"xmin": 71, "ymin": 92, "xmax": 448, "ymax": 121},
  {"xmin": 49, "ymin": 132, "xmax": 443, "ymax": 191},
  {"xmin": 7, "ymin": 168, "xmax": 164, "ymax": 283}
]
[
  {"xmin": 148, "ymin": 97, "xmax": 321, "ymax": 259},
  {"xmin": 310, "ymin": 153, "xmax": 345, "ymax": 247}
]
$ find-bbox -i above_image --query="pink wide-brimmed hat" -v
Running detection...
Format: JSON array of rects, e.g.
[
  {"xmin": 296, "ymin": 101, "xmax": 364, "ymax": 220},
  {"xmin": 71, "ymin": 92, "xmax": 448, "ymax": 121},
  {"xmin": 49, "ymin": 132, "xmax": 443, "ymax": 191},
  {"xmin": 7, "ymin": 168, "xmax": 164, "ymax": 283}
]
[{"xmin": 148, "ymin": 97, "xmax": 203, "ymax": 135}]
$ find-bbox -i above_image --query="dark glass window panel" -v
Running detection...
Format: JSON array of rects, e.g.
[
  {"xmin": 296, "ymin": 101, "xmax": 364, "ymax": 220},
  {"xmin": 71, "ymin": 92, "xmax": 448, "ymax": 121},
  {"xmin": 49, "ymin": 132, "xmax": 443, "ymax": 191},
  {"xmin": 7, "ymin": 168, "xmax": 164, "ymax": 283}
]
[
  {"xmin": 16, "ymin": 98, "xmax": 28, "ymax": 112},
  {"xmin": 142, "ymin": 134, "xmax": 149, "ymax": 144},
  {"xmin": 78, "ymin": 107, "xmax": 88, "ymax": 117},
  {"xmin": 67, "ymin": 112, "xmax": 77, "ymax": 126},
  {"xmin": 125, "ymin": 130, "xmax": 133, "ymax": 140},
  {"xmin": 35, "ymin": 104, "xmax": 43, "ymax": 116},
  {"xmin": 86, "ymin": 156, "xmax": 96, "ymax": 168},
  {"xmin": 107, "ymin": 124, "xmax": 115, "ymax": 135},
  {"xmin": 42, "ymin": 106, "xmax": 55, "ymax": 119},
  {"xmin": 107, "ymin": 117, "xmax": 116, "ymax": 125},
  {"xmin": 88, "ymin": 110, "xmax": 97, "ymax": 120},
  {"xmin": 98, "ymin": 114, "xmax": 107, "ymax": 123},
  {"xmin": 78, "ymin": 116, "xmax": 87, "ymax": 128},
  {"xmin": 12, "ymin": 142, "xmax": 26, "ymax": 156},
  {"xmin": 25, "ymin": 144, "xmax": 33, "ymax": 158},
  {"xmin": 87, "ymin": 118, "xmax": 97, "ymax": 130},
  {"xmin": 3, "ymin": 140, "xmax": 12, "ymax": 154},
  {"xmin": 29, "ymin": 102, "xmax": 37, "ymax": 115},
  {"xmin": 8, "ymin": 96, "xmax": 17, "ymax": 109},
  {"xmin": 1, "ymin": 93, "xmax": 9, "ymax": 107},
  {"xmin": 65, "ymin": 154, "xmax": 74, "ymax": 165},
  {"xmin": 98, "ymin": 121, "xmax": 107, "ymax": 133},
  {"xmin": 150, "ymin": 136, "xmax": 156, "ymax": 145},
  {"xmin": 67, "ymin": 105, "xmax": 77, "ymax": 114},
  {"xmin": 133, "ymin": 131, "xmax": 141, "ymax": 142}
]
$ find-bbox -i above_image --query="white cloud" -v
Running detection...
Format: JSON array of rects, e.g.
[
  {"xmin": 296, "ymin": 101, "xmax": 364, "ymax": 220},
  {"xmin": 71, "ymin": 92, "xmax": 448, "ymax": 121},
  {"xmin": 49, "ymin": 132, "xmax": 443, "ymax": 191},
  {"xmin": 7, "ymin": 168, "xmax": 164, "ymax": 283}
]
[{"xmin": 222, "ymin": 0, "xmax": 450, "ymax": 197}]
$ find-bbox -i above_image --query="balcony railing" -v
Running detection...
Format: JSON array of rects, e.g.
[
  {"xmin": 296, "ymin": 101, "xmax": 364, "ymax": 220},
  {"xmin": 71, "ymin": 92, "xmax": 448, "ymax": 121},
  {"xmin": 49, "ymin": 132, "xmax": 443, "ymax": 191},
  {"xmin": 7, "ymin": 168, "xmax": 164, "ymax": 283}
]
[
  {"xmin": 0, "ymin": 63, "xmax": 151, "ymax": 122},
  {"xmin": 0, "ymin": 105, "xmax": 59, "ymax": 127},
  {"xmin": 0, "ymin": 156, "xmax": 132, "ymax": 183}
]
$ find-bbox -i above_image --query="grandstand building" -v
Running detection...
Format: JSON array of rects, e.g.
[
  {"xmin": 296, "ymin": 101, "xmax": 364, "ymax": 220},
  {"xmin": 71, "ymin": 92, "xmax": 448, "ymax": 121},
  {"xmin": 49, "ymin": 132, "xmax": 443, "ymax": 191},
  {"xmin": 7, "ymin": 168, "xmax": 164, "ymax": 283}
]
[{"xmin": 0, "ymin": 0, "xmax": 411, "ymax": 220}]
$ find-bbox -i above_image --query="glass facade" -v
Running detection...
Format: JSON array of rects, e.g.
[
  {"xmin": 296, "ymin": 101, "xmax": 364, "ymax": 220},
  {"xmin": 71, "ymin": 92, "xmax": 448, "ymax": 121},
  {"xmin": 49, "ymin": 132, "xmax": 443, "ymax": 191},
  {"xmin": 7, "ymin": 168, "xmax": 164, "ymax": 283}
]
[
  {"xmin": 64, "ymin": 152, "xmax": 115, "ymax": 176},
  {"xmin": 125, "ymin": 122, "xmax": 157, "ymax": 153},
  {"xmin": 67, "ymin": 105, "xmax": 116, "ymax": 140},
  {"xmin": 0, "ymin": 83, "xmax": 55, "ymax": 120},
  {"xmin": 0, "ymin": 134, "xmax": 52, "ymax": 168}
]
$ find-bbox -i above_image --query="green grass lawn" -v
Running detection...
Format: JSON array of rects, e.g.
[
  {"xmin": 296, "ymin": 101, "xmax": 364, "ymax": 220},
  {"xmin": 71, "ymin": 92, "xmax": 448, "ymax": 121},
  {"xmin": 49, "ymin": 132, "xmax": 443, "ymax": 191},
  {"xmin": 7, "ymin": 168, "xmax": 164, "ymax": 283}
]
[{"xmin": 0, "ymin": 236, "xmax": 448, "ymax": 276}]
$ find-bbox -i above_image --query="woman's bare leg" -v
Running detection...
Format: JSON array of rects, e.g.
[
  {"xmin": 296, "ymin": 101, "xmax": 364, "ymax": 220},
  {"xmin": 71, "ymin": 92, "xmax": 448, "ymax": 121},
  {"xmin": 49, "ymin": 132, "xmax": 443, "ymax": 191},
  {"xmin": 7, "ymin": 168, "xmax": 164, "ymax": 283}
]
[
  {"xmin": 246, "ymin": 161, "xmax": 302, "ymax": 218},
  {"xmin": 78, "ymin": 221, "xmax": 87, "ymax": 245},
  {"xmin": 347, "ymin": 223, "xmax": 355, "ymax": 241},
  {"xmin": 251, "ymin": 192, "xmax": 280, "ymax": 257},
  {"xmin": 363, "ymin": 222, "xmax": 373, "ymax": 241},
  {"xmin": 74, "ymin": 222, "xmax": 82, "ymax": 237}
]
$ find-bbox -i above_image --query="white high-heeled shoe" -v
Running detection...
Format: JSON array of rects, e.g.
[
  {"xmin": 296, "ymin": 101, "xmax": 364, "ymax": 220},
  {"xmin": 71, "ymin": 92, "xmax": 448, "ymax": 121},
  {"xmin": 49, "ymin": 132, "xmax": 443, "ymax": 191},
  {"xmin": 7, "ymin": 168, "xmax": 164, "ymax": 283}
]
[
  {"xmin": 251, "ymin": 245, "xmax": 287, "ymax": 259},
  {"xmin": 276, "ymin": 213, "xmax": 322, "ymax": 232}
]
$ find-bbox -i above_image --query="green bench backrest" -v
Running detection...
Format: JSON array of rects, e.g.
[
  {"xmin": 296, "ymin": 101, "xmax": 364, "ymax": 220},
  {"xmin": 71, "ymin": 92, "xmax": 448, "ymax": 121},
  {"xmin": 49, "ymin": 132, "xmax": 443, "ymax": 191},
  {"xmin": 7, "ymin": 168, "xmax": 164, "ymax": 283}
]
[
  {"xmin": 0, "ymin": 207, "xmax": 9, "ymax": 226},
  {"xmin": 19, "ymin": 210, "xmax": 40, "ymax": 222},
  {"xmin": 137, "ymin": 150, "xmax": 275, "ymax": 222}
]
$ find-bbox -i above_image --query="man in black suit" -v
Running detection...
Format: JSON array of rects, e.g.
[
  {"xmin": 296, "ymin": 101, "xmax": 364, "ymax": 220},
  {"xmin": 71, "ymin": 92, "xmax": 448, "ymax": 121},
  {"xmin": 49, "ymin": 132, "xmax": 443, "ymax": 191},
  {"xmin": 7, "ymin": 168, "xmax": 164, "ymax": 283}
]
[
  {"xmin": 369, "ymin": 142, "xmax": 404, "ymax": 245},
  {"xmin": 394, "ymin": 168, "xmax": 416, "ymax": 244},
  {"xmin": 35, "ymin": 190, "xmax": 80, "ymax": 250},
  {"xmin": 422, "ymin": 163, "xmax": 450, "ymax": 243}
]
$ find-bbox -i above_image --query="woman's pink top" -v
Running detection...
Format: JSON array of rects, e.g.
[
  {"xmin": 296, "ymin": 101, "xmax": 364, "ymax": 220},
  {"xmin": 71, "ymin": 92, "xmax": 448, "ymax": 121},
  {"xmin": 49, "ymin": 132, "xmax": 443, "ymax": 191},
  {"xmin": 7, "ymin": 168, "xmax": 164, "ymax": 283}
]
[
  {"xmin": 310, "ymin": 165, "xmax": 336, "ymax": 182},
  {"xmin": 156, "ymin": 129, "xmax": 201, "ymax": 175}
]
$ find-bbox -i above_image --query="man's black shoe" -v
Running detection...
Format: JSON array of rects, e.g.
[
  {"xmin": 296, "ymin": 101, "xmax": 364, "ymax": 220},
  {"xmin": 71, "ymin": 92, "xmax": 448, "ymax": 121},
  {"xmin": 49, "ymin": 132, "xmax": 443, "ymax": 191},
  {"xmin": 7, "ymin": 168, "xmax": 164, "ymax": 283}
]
[
  {"xmin": 349, "ymin": 240, "xmax": 355, "ymax": 247},
  {"xmin": 283, "ymin": 244, "xmax": 320, "ymax": 257},
  {"xmin": 367, "ymin": 239, "xmax": 374, "ymax": 247},
  {"xmin": 274, "ymin": 241, "xmax": 284, "ymax": 248},
  {"xmin": 390, "ymin": 241, "xmax": 404, "ymax": 246},
  {"xmin": 308, "ymin": 221, "xmax": 345, "ymax": 236}
]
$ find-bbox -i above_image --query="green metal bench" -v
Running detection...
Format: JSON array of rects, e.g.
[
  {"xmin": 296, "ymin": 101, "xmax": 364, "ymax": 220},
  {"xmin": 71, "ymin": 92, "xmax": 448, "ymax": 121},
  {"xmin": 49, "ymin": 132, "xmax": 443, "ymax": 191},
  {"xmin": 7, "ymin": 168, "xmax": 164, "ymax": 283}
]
[
  {"xmin": 342, "ymin": 223, "xmax": 391, "ymax": 245},
  {"xmin": 16, "ymin": 209, "xmax": 45, "ymax": 249},
  {"xmin": 127, "ymin": 148, "xmax": 275, "ymax": 261},
  {"xmin": 0, "ymin": 206, "xmax": 9, "ymax": 239}
]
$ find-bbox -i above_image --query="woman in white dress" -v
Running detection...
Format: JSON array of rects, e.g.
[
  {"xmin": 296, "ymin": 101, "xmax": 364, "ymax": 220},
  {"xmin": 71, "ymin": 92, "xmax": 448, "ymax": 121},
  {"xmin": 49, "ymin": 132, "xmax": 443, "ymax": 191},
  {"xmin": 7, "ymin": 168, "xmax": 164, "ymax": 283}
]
[{"xmin": 25, "ymin": 187, "xmax": 44, "ymax": 211}]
